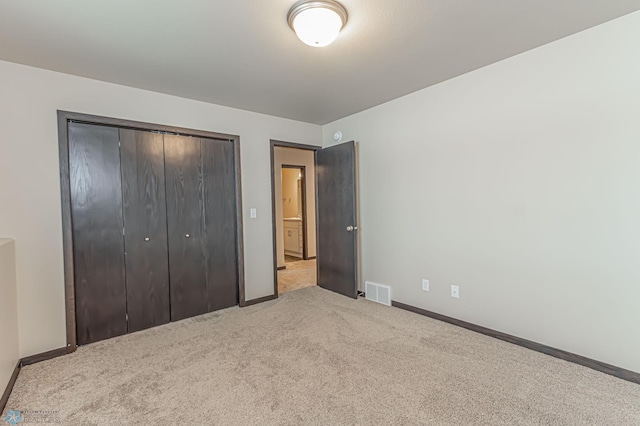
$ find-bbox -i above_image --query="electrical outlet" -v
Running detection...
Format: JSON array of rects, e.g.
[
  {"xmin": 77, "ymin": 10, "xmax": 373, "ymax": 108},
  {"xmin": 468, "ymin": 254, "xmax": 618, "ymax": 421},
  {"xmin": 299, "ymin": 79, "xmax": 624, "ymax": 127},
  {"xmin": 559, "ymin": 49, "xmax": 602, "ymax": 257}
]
[
  {"xmin": 450, "ymin": 285, "xmax": 459, "ymax": 299},
  {"xmin": 422, "ymin": 279, "xmax": 429, "ymax": 292}
]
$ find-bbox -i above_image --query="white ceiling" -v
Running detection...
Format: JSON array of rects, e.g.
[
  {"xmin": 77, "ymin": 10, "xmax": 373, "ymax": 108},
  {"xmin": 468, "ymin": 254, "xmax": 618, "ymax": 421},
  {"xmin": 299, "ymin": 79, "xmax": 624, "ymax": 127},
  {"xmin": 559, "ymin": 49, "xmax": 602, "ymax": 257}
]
[{"xmin": 1, "ymin": 1, "xmax": 639, "ymax": 125}]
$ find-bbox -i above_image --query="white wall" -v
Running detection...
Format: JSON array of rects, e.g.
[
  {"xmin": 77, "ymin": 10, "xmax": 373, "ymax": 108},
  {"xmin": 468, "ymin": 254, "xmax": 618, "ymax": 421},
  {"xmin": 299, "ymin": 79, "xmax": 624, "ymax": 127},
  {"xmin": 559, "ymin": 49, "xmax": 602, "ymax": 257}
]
[
  {"xmin": 0, "ymin": 60, "xmax": 321, "ymax": 358},
  {"xmin": 0, "ymin": 239, "xmax": 19, "ymax": 393},
  {"xmin": 323, "ymin": 12, "xmax": 640, "ymax": 373},
  {"xmin": 273, "ymin": 147, "xmax": 317, "ymax": 268}
]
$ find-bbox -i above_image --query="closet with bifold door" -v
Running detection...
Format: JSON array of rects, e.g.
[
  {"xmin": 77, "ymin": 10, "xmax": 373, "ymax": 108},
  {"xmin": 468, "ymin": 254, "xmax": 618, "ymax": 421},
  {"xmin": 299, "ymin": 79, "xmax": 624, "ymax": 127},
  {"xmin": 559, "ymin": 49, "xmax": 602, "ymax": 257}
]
[{"xmin": 68, "ymin": 120, "xmax": 239, "ymax": 346}]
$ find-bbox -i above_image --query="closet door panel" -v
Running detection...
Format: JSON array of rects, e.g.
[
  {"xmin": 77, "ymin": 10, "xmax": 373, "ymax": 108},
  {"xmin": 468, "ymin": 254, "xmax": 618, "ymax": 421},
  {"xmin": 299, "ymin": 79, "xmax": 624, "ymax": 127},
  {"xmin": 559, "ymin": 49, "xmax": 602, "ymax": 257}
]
[
  {"xmin": 69, "ymin": 122, "xmax": 127, "ymax": 345},
  {"xmin": 120, "ymin": 129, "xmax": 171, "ymax": 333},
  {"xmin": 202, "ymin": 139, "xmax": 238, "ymax": 311},
  {"xmin": 164, "ymin": 135, "xmax": 208, "ymax": 321}
]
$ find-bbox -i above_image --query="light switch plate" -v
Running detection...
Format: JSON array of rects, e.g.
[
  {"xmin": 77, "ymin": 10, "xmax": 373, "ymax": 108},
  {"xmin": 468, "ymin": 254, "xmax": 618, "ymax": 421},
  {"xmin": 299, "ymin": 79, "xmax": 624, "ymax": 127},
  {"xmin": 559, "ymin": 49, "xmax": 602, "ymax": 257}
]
[{"xmin": 250, "ymin": 208, "xmax": 257, "ymax": 219}]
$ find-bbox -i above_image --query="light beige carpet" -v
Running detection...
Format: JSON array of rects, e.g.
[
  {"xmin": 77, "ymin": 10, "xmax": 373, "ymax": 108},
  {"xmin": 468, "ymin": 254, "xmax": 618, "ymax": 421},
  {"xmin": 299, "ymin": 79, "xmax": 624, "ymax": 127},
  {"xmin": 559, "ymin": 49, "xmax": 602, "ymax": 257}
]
[
  {"xmin": 277, "ymin": 258, "xmax": 316, "ymax": 294},
  {"xmin": 4, "ymin": 286, "xmax": 640, "ymax": 425}
]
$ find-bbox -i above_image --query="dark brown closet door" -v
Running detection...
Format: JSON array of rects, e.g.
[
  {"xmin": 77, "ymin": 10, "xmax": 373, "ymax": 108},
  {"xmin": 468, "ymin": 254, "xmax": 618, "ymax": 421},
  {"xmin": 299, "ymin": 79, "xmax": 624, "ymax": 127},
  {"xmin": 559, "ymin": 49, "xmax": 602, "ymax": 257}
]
[
  {"xmin": 120, "ymin": 129, "xmax": 171, "ymax": 332},
  {"xmin": 164, "ymin": 135, "xmax": 208, "ymax": 321},
  {"xmin": 202, "ymin": 139, "xmax": 238, "ymax": 311},
  {"xmin": 69, "ymin": 122, "xmax": 127, "ymax": 345}
]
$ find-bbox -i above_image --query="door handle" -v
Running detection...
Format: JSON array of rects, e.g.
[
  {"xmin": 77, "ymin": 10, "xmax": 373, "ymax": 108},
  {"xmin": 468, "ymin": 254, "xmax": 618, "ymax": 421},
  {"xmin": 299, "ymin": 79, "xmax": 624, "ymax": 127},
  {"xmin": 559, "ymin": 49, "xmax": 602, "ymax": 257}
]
[{"xmin": 346, "ymin": 226, "xmax": 358, "ymax": 232}]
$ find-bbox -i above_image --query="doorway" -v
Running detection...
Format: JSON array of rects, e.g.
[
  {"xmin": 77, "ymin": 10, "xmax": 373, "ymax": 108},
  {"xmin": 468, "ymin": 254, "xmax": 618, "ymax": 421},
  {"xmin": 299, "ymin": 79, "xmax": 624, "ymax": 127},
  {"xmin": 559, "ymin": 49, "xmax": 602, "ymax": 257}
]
[
  {"xmin": 272, "ymin": 146, "xmax": 318, "ymax": 295},
  {"xmin": 270, "ymin": 139, "xmax": 360, "ymax": 300}
]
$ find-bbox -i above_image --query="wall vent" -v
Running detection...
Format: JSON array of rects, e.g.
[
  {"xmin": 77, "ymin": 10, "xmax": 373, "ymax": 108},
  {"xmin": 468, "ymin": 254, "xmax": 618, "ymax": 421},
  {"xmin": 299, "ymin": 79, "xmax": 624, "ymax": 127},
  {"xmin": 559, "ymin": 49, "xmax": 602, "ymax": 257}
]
[{"xmin": 365, "ymin": 281, "xmax": 392, "ymax": 306}]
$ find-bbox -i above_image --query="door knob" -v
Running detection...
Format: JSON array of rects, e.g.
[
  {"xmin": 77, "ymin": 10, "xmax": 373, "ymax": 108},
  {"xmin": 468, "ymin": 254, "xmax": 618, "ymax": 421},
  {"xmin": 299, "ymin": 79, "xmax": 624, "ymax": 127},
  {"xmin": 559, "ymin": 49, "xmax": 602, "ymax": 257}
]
[
  {"xmin": 144, "ymin": 237, "xmax": 150, "ymax": 242},
  {"xmin": 346, "ymin": 226, "xmax": 358, "ymax": 232},
  {"xmin": 185, "ymin": 234, "xmax": 190, "ymax": 238}
]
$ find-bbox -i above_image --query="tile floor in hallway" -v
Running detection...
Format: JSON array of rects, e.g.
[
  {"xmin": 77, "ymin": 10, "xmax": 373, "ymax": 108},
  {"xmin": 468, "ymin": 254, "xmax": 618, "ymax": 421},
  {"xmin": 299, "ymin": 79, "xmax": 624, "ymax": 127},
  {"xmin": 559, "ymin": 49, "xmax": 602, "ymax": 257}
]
[{"xmin": 277, "ymin": 256, "xmax": 316, "ymax": 294}]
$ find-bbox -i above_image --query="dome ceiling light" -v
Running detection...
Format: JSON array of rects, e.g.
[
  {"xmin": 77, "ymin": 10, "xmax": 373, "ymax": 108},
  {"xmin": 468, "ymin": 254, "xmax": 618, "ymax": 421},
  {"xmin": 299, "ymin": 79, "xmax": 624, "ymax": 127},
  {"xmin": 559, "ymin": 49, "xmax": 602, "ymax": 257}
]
[{"xmin": 287, "ymin": 0, "xmax": 348, "ymax": 47}]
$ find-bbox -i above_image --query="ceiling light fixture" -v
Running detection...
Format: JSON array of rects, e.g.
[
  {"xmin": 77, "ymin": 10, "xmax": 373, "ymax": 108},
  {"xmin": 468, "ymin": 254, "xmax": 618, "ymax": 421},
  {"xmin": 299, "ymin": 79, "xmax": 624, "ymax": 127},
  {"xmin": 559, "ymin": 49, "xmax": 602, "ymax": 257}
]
[{"xmin": 287, "ymin": 0, "xmax": 348, "ymax": 47}]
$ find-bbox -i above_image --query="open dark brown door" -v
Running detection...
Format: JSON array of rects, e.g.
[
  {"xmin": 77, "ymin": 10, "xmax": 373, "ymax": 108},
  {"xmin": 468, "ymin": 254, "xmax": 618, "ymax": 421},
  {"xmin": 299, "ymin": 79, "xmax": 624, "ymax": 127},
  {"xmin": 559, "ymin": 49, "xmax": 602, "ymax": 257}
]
[{"xmin": 316, "ymin": 141, "xmax": 358, "ymax": 299}]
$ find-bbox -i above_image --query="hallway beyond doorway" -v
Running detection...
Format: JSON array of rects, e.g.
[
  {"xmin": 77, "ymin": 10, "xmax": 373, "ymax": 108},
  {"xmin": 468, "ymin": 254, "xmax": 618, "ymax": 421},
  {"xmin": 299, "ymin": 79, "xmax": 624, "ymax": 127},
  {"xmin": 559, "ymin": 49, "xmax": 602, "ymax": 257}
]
[{"xmin": 278, "ymin": 257, "xmax": 316, "ymax": 294}]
